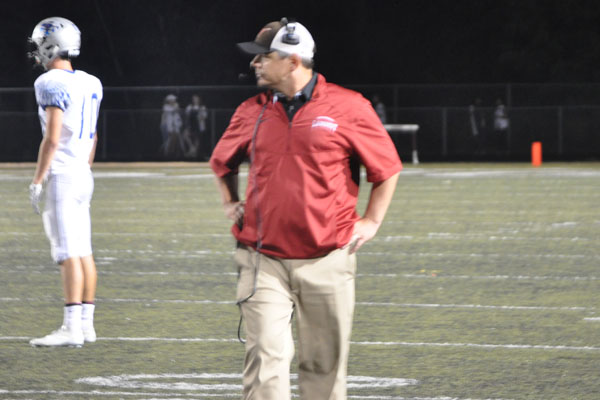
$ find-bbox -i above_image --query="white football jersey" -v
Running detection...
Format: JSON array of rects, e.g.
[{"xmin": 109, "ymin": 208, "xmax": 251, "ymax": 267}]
[{"xmin": 35, "ymin": 69, "xmax": 103, "ymax": 175}]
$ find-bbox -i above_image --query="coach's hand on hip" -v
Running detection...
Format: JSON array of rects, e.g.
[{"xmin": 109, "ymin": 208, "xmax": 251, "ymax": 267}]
[
  {"xmin": 224, "ymin": 201, "xmax": 245, "ymax": 227},
  {"xmin": 347, "ymin": 172, "xmax": 401, "ymax": 254},
  {"xmin": 347, "ymin": 217, "xmax": 381, "ymax": 254}
]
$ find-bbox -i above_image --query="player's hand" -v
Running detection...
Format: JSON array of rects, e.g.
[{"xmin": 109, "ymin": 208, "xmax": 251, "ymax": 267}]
[
  {"xmin": 29, "ymin": 183, "xmax": 43, "ymax": 215},
  {"xmin": 346, "ymin": 217, "xmax": 381, "ymax": 254},
  {"xmin": 224, "ymin": 201, "xmax": 245, "ymax": 228}
]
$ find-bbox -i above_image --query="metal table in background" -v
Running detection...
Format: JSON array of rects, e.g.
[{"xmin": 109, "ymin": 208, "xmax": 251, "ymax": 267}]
[{"xmin": 383, "ymin": 124, "xmax": 420, "ymax": 164}]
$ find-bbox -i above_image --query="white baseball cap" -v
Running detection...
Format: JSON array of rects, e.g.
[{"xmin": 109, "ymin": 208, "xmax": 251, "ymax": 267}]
[{"xmin": 237, "ymin": 18, "xmax": 315, "ymax": 61}]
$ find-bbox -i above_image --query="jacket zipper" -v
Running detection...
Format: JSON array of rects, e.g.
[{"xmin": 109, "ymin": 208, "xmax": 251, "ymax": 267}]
[{"xmin": 286, "ymin": 98, "xmax": 312, "ymax": 152}]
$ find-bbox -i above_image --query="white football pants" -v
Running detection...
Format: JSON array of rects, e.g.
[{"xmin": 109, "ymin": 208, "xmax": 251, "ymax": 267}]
[{"xmin": 42, "ymin": 171, "xmax": 94, "ymax": 263}]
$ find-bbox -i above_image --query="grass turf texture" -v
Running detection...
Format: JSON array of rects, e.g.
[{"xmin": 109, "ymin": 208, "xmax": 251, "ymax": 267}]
[{"xmin": 0, "ymin": 162, "xmax": 599, "ymax": 399}]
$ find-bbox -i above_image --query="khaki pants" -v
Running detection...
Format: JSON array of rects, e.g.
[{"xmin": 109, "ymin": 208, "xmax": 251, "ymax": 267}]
[{"xmin": 235, "ymin": 245, "xmax": 357, "ymax": 400}]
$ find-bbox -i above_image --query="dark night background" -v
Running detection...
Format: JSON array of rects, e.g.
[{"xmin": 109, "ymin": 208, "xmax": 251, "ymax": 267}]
[
  {"xmin": 2, "ymin": 0, "xmax": 600, "ymax": 162},
  {"xmin": 3, "ymin": 0, "xmax": 600, "ymax": 87}
]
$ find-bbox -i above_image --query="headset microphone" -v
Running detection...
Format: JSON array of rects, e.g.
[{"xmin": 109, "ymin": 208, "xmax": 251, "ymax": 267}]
[{"xmin": 238, "ymin": 69, "xmax": 258, "ymax": 83}]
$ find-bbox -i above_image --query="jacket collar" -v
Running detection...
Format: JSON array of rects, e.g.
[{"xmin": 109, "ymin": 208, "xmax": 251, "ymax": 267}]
[
  {"xmin": 257, "ymin": 73, "xmax": 326, "ymax": 105},
  {"xmin": 273, "ymin": 72, "xmax": 318, "ymax": 104}
]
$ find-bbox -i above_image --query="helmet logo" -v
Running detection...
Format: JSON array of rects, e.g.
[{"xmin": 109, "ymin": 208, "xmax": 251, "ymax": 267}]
[
  {"xmin": 30, "ymin": 17, "xmax": 80, "ymax": 70},
  {"xmin": 40, "ymin": 22, "xmax": 59, "ymax": 36}
]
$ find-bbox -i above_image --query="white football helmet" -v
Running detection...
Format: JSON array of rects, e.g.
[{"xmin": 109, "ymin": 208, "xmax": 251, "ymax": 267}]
[{"xmin": 29, "ymin": 17, "xmax": 81, "ymax": 69}]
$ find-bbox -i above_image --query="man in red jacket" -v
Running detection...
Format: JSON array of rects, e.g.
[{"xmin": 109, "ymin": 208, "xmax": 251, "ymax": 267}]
[{"xmin": 210, "ymin": 18, "xmax": 402, "ymax": 400}]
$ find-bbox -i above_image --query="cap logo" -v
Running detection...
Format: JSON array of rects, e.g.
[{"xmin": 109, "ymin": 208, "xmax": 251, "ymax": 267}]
[{"xmin": 257, "ymin": 27, "xmax": 273, "ymax": 37}]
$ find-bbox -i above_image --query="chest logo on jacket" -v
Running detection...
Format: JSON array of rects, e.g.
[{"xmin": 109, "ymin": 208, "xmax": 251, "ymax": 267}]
[{"xmin": 311, "ymin": 116, "xmax": 338, "ymax": 133}]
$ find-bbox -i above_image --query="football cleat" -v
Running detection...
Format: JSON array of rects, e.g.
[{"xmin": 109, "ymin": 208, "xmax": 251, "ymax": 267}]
[
  {"xmin": 29, "ymin": 325, "xmax": 84, "ymax": 348},
  {"xmin": 83, "ymin": 327, "xmax": 96, "ymax": 343}
]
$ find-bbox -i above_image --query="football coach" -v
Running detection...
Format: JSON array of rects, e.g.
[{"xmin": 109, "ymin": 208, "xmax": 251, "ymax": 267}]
[{"xmin": 209, "ymin": 17, "xmax": 402, "ymax": 400}]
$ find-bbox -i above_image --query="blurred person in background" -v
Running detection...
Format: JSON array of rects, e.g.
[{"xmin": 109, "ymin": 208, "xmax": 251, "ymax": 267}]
[
  {"xmin": 469, "ymin": 97, "xmax": 487, "ymax": 155},
  {"xmin": 493, "ymin": 98, "xmax": 510, "ymax": 155},
  {"xmin": 160, "ymin": 94, "xmax": 184, "ymax": 158},
  {"xmin": 372, "ymin": 94, "xmax": 387, "ymax": 124},
  {"xmin": 184, "ymin": 94, "xmax": 209, "ymax": 160}
]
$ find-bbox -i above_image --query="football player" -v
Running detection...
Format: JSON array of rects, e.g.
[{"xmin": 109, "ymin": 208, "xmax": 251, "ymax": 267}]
[{"xmin": 28, "ymin": 17, "xmax": 103, "ymax": 347}]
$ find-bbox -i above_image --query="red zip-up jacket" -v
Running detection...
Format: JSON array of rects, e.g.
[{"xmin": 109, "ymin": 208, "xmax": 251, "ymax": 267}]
[{"xmin": 210, "ymin": 74, "xmax": 402, "ymax": 259}]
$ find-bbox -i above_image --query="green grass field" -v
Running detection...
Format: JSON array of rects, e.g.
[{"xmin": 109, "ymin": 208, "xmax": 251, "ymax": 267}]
[{"xmin": 1, "ymin": 162, "xmax": 599, "ymax": 400}]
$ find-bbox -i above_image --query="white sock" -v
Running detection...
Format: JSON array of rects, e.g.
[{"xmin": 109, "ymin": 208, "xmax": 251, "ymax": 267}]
[
  {"xmin": 82, "ymin": 303, "xmax": 95, "ymax": 331},
  {"xmin": 63, "ymin": 304, "xmax": 82, "ymax": 332}
]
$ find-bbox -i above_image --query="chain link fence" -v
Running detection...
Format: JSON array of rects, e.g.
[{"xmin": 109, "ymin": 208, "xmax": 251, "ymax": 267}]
[{"xmin": 2, "ymin": 83, "xmax": 599, "ymax": 162}]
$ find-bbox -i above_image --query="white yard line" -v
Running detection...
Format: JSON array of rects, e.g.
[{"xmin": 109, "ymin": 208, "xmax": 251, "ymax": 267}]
[
  {"xmin": 2, "ymin": 335, "xmax": 597, "ymax": 352},
  {"xmin": 349, "ymin": 341, "xmax": 600, "ymax": 351},
  {"xmin": 0, "ymin": 296, "xmax": 593, "ymax": 312},
  {"xmin": 1, "ymin": 245, "xmax": 598, "ymax": 262},
  {"xmin": 3, "ymin": 165, "xmax": 600, "ymax": 180},
  {"xmin": 0, "ymin": 390, "xmax": 509, "ymax": 400},
  {"xmin": 3, "ymin": 266, "xmax": 598, "ymax": 282},
  {"xmin": 356, "ymin": 302, "xmax": 592, "ymax": 311},
  {"xmin": 361, "ymin": 251, "xmax": 600, "ymax": 260},
  {"xmin": 0, "ymin": 389, "xmax": 240, "ymax": 398},
  {"xmin": 361, "ymin": 273, "xmax": 600, "ymax": 281},
  {"xmin": 1, "ymin": 231, "xmax": 599, "ymax": 244}
]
